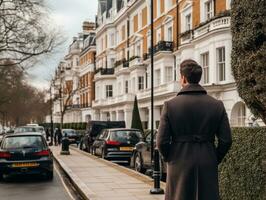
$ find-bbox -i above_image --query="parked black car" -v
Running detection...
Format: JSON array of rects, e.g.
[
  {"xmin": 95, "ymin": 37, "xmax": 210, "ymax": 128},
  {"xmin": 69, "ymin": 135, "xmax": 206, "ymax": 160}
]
[
  {"xmin": 92, "ymin": 128, "xmax": 143, "ymax": 163},
  {"xmin": 0, "ymin": 132, "xmax": 53, "ymax": 180},
  {"xmin": 79, "ymin": 121, "xmax": 125, "ymax": 152},
  {"xmin": 131, "ymin": 130, "xmax": 166, "ymax": 179},
  {"xmin": 14, "ymin": 126, "xmax": 37, "ymax": 134},
  {"xmin": 62, "ymin": 129, "xmax": 81, "ymax": 145}
]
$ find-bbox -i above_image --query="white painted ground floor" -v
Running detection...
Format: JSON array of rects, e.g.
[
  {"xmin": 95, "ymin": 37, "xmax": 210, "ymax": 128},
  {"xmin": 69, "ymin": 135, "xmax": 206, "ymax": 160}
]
[{"xmin": 91, "ymin": 82, "xmax": 264, "ymax": 128}]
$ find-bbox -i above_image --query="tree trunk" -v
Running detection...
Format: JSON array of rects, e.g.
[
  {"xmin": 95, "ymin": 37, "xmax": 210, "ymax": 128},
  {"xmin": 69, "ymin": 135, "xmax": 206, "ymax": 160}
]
[{"xmin": 60, "ymin": 112, "xmax": 64, "ymax": 130}]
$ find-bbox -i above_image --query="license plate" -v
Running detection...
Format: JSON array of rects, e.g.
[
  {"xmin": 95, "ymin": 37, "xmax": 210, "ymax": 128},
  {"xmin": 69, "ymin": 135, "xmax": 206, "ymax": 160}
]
[
  {"xmin": 120, "ymin": 147, "xmax": 133, "ymax": 151},
  {"xmin": 12, "ymin": 162, "xmax": 39, "ymax": 168}
]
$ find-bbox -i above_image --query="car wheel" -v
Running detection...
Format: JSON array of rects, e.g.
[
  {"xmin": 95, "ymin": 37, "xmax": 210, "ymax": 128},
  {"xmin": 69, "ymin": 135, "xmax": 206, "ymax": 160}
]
[
  {"xmin": 0, "ymin": 173, "xmax": 3, "ymax": 181},
  {"xmin": 134, "ymin": 153, "xmax": 145, "ymax": 173},
  {"xmin": 46, "ymin": 171, "xmax": 53, "ymax": 181}
]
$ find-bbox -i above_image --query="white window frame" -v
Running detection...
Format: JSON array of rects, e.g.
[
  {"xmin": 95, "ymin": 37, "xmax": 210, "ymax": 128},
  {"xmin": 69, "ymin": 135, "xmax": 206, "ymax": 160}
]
[
  {"xmin": 147, "ymin": 31, "xmax": 151, "ymax": 50},
  {"xmin": 217, "ymin": 47, "xmax": 226, "ymax": 82},
  {"xmin": 201, "ymin": 52, "xmax": 209, "ymax": 84},
  {"xmin": 185, "ymin": 13, "xmax": 192, "ymax": 31},
  {"xmin": 165, "ymin": 0, "xmax": 173, "ymax": 11},
  {"xmin": 205, "ymin": 0, "xmax": 214, "ymax": 20},
  {"xmin": 155, "ymin": 69, "xmax": 161, "ymax": 86},
  {"xmin": 110, "ymin": 58, "xmax": 115, "ymax": 68},
  {"xmin": 156, "ymin": 28, "xmax": 161, "ymax": 43},
  {"xmin": 167, "ymin": 26, "xmax": 173, "ymax": 41},
  {"xmin": 132, "ymin": 77, "xmax": 135, "ymax": 92},
  {"xmin": 139, "ymin": 11, "xmax": 142, "ymax": 29},
  {"xmin": 125, "ymin": 80, "xmax": 129, "ymax": 94},
  {"xmin": 110, "ymin": 33, "xmax": 115, "ymax": 47},
  {"xmin": 181, "ymin": 3, "xmax": 192, "ymax": 33},
  {"xmin": 157, "ymin": 0, "xmax": 161, "ymax": 17},
  {"xmin": 106, "ymin": 85, "xmax": 113, "ymax": 98},
  {"xmin": 226, "ymin": 0, "xmax": 232, "ymax": 9},
  {"xmin": 165, "ymin": 66, "xmax": 173, "ymax": 82},
  {"xmin": 138, "ymin": 76, "xmax": 144, "ymax": 91}
]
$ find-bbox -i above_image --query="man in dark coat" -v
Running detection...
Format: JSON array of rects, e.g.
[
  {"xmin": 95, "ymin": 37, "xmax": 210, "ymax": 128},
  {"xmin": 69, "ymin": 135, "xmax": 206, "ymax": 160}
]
[{"xmin": 157, "ymin": 59, "xmax": 232, "ymax": 200}]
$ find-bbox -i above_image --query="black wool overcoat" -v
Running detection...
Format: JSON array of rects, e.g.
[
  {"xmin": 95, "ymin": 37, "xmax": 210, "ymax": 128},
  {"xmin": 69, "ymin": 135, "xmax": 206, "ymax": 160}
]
[{"xmin": 157, "ymin": 84, "xmax": 232, "ymax": 200}]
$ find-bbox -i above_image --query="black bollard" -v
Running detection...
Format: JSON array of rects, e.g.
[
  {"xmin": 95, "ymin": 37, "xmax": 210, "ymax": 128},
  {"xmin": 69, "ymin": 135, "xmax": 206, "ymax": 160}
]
[
  {"xmin": 150, "ymin": 149, "xmax": 164, "ymax": 194},
  {"xmin": 60, "ymin": 133, "xmax": 70, "ymax": 155}
]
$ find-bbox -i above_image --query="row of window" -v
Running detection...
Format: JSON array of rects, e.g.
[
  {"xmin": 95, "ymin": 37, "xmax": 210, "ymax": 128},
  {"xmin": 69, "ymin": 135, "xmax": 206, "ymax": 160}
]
[
  {"xmin": 103, "ymin": 46, "xmax": 227, "ymax": 98},
  {"xmin": 104, "ymin": 67, "xmax": 174, "ymax": 98}
]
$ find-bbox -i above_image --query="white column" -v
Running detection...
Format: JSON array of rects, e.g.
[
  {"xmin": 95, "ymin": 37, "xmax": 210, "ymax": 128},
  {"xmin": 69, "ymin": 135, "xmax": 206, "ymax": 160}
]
[
  {"xmin": 125, "ymin": 109, "xmax": 132, "ymax": 128},
  {"xmin": 154, "ymin": 106, "xmax": 161, "ymax": 129},
  {"xmin": 148, "ymin": 107, "xmax": 156, "ymax": 129},
  {"xmin": 117, "ymin": 111, "xmax": 124, "ymax": 121},
  {"xmin": 111, "ymin": 111, "xmax": 116, "ymax": 121},
  {"xmin": 139, "ymin": 108, "xmax": 146, "ymax": 122},
  {"xmin": 100, "ymin": 112, "xmax": 107, "ymax": 121}
]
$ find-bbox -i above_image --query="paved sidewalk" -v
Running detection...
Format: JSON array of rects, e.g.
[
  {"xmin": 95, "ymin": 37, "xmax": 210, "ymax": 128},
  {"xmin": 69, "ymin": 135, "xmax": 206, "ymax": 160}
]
[{"xmin": 51, "ymin": 146, "xmax": 165, "ymax": 200}]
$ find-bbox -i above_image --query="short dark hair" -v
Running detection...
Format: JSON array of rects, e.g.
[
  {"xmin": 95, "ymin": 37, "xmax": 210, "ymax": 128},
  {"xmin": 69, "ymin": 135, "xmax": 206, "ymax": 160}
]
[{"xmin": 180, "ymin": 59, "xmax": 202, "ymax": 84}]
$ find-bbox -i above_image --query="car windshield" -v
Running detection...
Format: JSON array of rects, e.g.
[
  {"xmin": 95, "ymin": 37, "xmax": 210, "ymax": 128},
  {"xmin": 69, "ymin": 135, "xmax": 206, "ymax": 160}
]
[
  {"xmin": 63, "ymin": 130, "xmax": 76, "ymax": 136},
  {"xmin": 110, "ymin": 130, "xmax": 142, "ymax": 144},
  {"xmin": 2, "ymin": 136, "xmax": 44, "ymax": 150},
  {"xmin": 14, "ymin": 127, "xmax": 36, "ymax": 133}
]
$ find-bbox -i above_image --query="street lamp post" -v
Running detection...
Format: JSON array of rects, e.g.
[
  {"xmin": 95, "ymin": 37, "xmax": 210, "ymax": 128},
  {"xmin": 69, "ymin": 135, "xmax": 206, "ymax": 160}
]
[
  {"xmin": 150, "ymin": 0, "xmax": 164, "ymax": 195},
  {"xmin": 49, "ymin": 81, "xmax": 54, "ymax": 146}
]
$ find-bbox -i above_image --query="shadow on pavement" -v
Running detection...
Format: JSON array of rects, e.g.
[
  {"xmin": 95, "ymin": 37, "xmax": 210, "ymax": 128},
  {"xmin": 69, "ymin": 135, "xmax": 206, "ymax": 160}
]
[{"xmin": 1, "ymin": 174, "xmax": 50, "ymax": 184}]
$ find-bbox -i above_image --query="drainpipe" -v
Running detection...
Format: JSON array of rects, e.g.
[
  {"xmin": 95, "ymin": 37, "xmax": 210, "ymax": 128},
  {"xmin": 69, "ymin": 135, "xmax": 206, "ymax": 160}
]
[{"xmin": 127, "ymin": 16, "xmax": 130, "ymax": 61}]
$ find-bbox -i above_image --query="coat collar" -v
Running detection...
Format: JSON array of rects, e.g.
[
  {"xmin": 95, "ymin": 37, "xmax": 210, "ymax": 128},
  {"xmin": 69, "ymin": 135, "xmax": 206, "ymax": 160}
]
[{"xmin": 177, "ymin": 84, "xmax": 207, "ymax": 96}]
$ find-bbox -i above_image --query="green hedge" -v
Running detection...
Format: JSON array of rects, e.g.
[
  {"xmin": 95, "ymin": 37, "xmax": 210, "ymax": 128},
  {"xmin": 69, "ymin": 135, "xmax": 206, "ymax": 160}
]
[
  {"xmin": 41, "ymin": 122, "xmax": 86, "ymax": 130},
  {"xmin": 219, "ymin": 127, "xmax": 266, "ymax": 200}
]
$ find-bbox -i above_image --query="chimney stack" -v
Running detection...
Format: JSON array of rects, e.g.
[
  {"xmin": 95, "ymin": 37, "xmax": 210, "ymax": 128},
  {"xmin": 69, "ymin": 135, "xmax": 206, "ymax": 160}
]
[{"xmin": 83, "ymin": 21, "xmax": 95, "ymax": 31}]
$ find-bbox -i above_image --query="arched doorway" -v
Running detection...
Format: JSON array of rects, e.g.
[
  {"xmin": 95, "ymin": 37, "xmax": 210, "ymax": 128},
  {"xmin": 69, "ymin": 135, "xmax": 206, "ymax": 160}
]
[{"xmin": 230, "ymin": 102, "xmax": 246, "ymax": 127}]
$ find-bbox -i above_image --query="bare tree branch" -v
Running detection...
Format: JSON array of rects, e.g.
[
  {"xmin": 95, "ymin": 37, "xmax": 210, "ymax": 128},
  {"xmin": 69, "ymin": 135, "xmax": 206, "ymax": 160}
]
[{"xmin": 0, "ymin": 0, "xmax": 64, "ymax": 69}]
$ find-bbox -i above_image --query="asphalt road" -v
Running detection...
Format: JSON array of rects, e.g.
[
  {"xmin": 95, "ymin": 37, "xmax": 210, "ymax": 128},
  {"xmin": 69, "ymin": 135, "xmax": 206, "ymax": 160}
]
[{"xmin": 0, "ymin": 165, "xmax": 74, "ymax": 200}]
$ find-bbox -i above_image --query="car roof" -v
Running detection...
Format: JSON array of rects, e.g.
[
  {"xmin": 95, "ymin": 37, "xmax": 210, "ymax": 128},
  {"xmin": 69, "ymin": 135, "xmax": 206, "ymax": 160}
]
[
  {"xmin": 4, "ymin": 132, "xmax": 43, "ymax": 137},
  {"xmin": 106, "ymin": 128, "xmax": 141, "ymax": 131}
]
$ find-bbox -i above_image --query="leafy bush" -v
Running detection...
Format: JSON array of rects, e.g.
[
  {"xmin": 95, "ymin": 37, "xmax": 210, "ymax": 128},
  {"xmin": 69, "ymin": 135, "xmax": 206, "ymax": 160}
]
[
  {"xmin": 231, "ymin": 0, "xmax": 266, "ymax": 123},
  {"xmin": 219, "ymin": 127, "xmax": 266, "ymax": 200}
]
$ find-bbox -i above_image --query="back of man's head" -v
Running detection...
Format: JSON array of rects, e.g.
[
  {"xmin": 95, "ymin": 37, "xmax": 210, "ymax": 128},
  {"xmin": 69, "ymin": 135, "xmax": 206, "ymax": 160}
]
[{"xmin": 180, "ymin": 59, "xmax": 202, "ymax": 84}]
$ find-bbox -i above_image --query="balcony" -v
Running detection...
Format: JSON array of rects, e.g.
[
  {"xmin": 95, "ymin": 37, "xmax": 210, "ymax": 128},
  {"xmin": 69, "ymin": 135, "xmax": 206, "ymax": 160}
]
[
  {"xmin": 180, "ymin": 30, "xmax": 193, "ymax": 45},
  {"xmin": 66, "ymin": 104, "xmax": 80, "ymax": 110},
  {"xmin": 94, "ymin": 68, "xmax": 115, "ymax": 80},
  {"xmin": 194, "ymin": 16, "xmax": 231, "ymax": 39},
  {"xmin": 137, "ymin": 81, "xmax": 180, "ymax": 100},
  {"xmin": 114, "ymin": 59, "xmax": 130, "ymax": 74},
  {"xmin": 152, "ymin": 41, "xmax": 174, "ymax": 54},
  {"xmin": 129, "ymin": 56, "xmax": 143, "ymax": 68},
  {"xmin": 143, "ymin": 41, "xmax": 174, "ymax": 61},
  {"xmin": 92, "ymin": 93, "xmax": 135, "ymax": 108}
]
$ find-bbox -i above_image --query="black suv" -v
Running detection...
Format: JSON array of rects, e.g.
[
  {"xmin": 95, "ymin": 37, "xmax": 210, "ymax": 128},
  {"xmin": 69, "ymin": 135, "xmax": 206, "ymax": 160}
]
[
  {"xmin": 92, "ymin": 128, "xmax": 143, "ymax": 163},
  {"xmin": 131, "ymin": 130, "xmax": 166, "ymax": 179},
  {"xmin": 79, "ymin": 121, "xmax": 125, "ymax": 153},
  {"xmin": 0, "ymin": 133, "xmax": 53, "ymax": 180}
]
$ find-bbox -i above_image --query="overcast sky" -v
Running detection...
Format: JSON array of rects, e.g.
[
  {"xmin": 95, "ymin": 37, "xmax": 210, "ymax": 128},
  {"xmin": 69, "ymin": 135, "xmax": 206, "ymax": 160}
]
[{"xmin": 27, "ymin": 0, "xmax": 98, "ymax": 90}]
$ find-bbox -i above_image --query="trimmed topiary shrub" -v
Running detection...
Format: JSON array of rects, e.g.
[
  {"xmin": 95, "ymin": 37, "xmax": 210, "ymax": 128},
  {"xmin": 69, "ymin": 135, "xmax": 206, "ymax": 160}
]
[
  {"xmin": 231, "ymin": 0, "xmax": 266, "ymax": 124},
  {"xmin": 219, "ymin": 127, "xmax": 266, "ymax": 200},
  {"xmin": 131, "ymin": 96, "xmax": 143, "ymax": 133},
  {"xmin": 81, "ymin": 122, "xmax": 86, "ymax": 130}
]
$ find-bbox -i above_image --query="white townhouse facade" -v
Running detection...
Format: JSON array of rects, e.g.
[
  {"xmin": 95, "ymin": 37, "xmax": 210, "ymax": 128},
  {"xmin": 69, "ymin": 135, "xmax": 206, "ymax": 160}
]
[
  {"xmin": 92, "ymin": 0, "xmax": 264, "ymax": 128},
  {"xmin": 46, "ymin": 22, "xmax": 97, "ymax": 124}
]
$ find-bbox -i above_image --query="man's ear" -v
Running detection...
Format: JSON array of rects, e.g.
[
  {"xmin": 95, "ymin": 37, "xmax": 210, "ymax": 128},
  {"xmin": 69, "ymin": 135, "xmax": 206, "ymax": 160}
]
[{"xmin": 183, "ymin": 76, "xmax": 188, "ymax": 84}]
